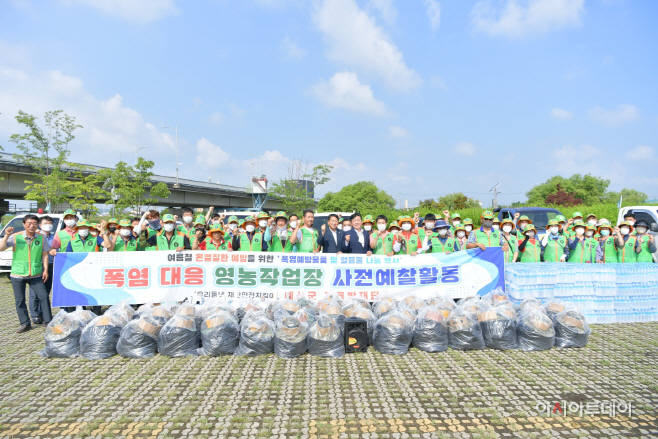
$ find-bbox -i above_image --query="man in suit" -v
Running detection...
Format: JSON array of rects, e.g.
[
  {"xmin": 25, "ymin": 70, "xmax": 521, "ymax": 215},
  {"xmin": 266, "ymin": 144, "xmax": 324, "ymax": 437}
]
[
  {"xmin": 317, "ymin": 213, "xmax": 343, "ymax": 253},
  {"xmin": 341, "ymin": 213, "xmax": 372, "ymax": 255}
]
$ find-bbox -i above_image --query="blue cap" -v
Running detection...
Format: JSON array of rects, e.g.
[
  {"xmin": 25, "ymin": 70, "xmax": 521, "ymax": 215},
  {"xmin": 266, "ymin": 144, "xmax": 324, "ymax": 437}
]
[{"xmin": 435, "ymin": 220, "xmax": 448, "ymax": 229}]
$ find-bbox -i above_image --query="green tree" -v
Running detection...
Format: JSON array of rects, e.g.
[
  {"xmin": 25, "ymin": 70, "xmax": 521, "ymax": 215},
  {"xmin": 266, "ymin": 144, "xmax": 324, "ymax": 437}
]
[
  {"xmin": 269, "ymin": 159, "xmax": 333, "ymax": 214},
  {"xmin": 603, "ymin": 188, "xmax": 648, "ymax": 206},
  {"xmin": 318, "ymin": 181, "xmax": 395, "ymax": 213},
  {"xmin": 526, "ymin": 174, "xmax": 610, "ymax": 205},
  {"xmin": 101, "ymin": 158, "xmax": 170, "ymax": 215},
  {"xmin": 9, "ymin": 110, "xmax": 82, "ymax": 211},
  {"xmin": 67, "ymin": 168, "xmax": 112, "ymax": 217}
]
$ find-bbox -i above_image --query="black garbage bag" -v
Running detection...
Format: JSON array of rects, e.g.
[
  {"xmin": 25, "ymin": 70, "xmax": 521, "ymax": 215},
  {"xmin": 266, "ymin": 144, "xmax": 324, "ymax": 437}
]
[
  {"xmin": 412, "ymin": 307, "xmax": 449, "ymax": 353},
  {"xmin": 117, "ymin": 317, "xmax": 161, "ymax": 359},
  {"xmin": 308, "ymin": 314, "xmax": 344, "ymax": 358},
  {"xmin": 478, "ymin": 307, "xmax": 518, "ymax": 350},
  {"xmin": 553, "ymin": 309, "xmax": 590, "ymax": 348},
  {"xmin": 373, "ymin": 311, "xmax": 414, "ymax": 355},
  {"xmin": 234, "ymin": 312, "xmax": 275, "ymax": 356},
  {"xmin": 80, "ymin": 315, "xmax": 123, "ymax": 360},
  {"xmin": 448, "ymin": 310, "xmax": 485, "ymax": 351},
  {"xmin": 198, "ymin": 312, "xmax": 240, "ymax": 356},
  {"xmin": 39, "ymin": 309, "xmax": 85, "ymax": 358},
  {"xmin": 274, "ymin": 316, "xmax": 308, "ymax": 359},
  {"xmin": 157, "ymin": 316, "xmax": 199, "ymax": 357},
  {"xmin": 517, "ymin": 309, "xmax": 555, "ymax": 351}
]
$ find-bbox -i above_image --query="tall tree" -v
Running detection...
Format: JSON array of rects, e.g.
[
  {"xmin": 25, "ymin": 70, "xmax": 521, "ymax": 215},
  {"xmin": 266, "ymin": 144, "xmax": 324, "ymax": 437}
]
[
  {"xmin": 269, "ymin": 158, "xmax": 333, "ymax": 214},
  {"xmin": 526, "ymin": 174, "xmax": 610, "ymax": 205},
  {"xmin": 101, "ymin": 158, "xmax": 170, "ymax": 215},
  {"xmin": 67, "ymin": 167, "xmax": 112, "ymax": 217},
  {"xmin": 318, "ymin": 181, "xmax": 395, "ymax": 213}
]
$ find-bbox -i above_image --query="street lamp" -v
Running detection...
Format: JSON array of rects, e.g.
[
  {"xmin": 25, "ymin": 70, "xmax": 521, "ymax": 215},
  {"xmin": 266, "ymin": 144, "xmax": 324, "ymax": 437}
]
[
  {"xmin": 135, "ymin": 147, "xmax": 147, "ymax": 165},
  {"xmin": 162, "ymin": 125, "xmax": 179, "ymax": 188},
  {"xmin": 249, "ymin": 153, "xmax": 262, "ymax": 176}
]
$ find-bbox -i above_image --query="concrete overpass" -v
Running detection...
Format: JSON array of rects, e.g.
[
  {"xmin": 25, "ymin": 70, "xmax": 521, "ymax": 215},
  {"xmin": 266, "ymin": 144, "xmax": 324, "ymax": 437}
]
[{"xmin": 0, "ymin": 152, "xmax": 283, "ymax": 213}]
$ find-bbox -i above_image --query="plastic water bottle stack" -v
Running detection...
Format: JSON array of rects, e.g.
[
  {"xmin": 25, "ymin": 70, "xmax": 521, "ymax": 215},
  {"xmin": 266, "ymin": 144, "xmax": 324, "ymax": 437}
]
[{"xmin": 504, "ymin": 264, "xmax": 658, "ymax": 324}]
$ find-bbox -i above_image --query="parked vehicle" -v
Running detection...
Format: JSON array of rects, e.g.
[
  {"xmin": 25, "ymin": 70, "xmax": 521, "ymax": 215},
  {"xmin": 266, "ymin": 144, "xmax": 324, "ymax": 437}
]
[{"xmin": 494, "ymin": 207, "xmax": 564, "ymax": 234}]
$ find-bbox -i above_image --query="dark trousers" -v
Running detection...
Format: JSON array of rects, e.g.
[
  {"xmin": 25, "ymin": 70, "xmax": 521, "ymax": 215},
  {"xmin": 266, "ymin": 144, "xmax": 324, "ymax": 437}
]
[
  {"xmin": 11, "ymin": 276, "xmax": 52, "ymax": 326},
  {"xmin": 29, "ymin": 265, "xmax": 53, "ymax": 322}
]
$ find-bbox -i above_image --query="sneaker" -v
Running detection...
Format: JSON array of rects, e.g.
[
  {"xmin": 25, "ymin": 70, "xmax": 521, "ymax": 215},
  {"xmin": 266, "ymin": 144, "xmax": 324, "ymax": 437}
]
[{"xmin": 16, "ymin": 324, "xmax": 32, "ymax": 333}]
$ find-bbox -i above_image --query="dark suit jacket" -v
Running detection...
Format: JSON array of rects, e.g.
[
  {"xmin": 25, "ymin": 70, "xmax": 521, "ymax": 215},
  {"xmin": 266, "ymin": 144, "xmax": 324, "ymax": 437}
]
[
  {"xmin": 340, "ymin": 228, "xmax": 370, "ymax": 254},
  {"xmin": 317, "ymin": 228, "xmax": 344, "ymax": 253}
]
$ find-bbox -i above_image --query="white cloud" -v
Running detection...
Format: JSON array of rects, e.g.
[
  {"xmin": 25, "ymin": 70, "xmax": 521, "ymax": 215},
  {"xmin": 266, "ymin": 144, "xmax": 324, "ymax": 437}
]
[
  {"xmin": 207, "ymin": 112, "xmax": 224, "ymax": 125},
  {"xmin": 228, "ymin": 103, "xmax": 246, "ymax": 118},
  {"xmin": 424, "ymin": 0, "xmax": 442, "ymax": 31},
  {"xmin": 311, "ymin": 71, "xmax": 387, "ymax": 116},
  {"xmin": 388, "ymin": 125, "xmax": 409, "ymax": 139},
  {"xmin": 471, "ymin": 0, "xmax": 585, "ymax": 38},
  {"xmin": 195, "ymin": 138, "xmax": 232, "ymax": 169},
  {"xmin": 588, "ymin": 104, "xmax": 639, "ymax": 126},
  {"xmin": 62, "ymin": 0, "xmax": 179, "ymax": 24},
  {"xmin": 625, "ymin": 145, "xmax": 654, "ymax": 161},
  {"xmin": 368, "ymin": 0, "xmax": 397, "ymax": 25},
  {"xmin": 550, "ymin": 107, "xmax": 573, "ymax": 120},
  {"xmin": 454, "ymin": 141, "xmax": 477, "ymax": 156},
  {"xmin": 313, "ymin": 0, "xmax": 422, "ymax": 92},
  {"xmin": 280, "ymin": 37, "xmax": 307, "ymax": 60}
]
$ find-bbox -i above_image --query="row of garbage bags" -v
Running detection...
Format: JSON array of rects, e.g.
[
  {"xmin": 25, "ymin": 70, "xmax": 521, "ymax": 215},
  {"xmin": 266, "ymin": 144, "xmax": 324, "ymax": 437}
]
[{"xmin": 39, "ymin": 288, "xmax": 590, "ymax": 360}]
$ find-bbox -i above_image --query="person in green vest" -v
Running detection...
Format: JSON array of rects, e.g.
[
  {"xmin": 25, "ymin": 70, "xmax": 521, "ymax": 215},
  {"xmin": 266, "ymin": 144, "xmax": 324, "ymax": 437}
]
[
  {"xmin": 453, "ymin": 223, "xmax": 469, "ymax": 251},
  {"xmin": 518, "ymin": 225, "xmax": 541, "ymax": 263},
  {"xmin": 267, "ymin": 211, "xmax": 294, "ymax": 252},
  {"xmin": 110, "ymin": 220, "xmax": 143, "ymax": 252},
  {"xmin": 289, "ymin": 209, "xmax": 319, "ymax": 253},
  {"xmin": 232, "ymin": 216, "xmax": 268, "ymax": 252},
  {"xmin": 384, "ymin": 221, "xmax": 401, "ymax": 256},
  {"xmin": 492, "ymin": 217, "xmax": 500, "ymax": 231},
  {"xmin": 585, "ymin": 225, "xmax": 598, "ymax": 263},
  {"xmin": 448, "ymin": 212, "xmax": 462, "ymax": 235},
  {"xmin": 418, "ymin": 213, "xmax": 437, "ymax": 242},
  {"xmin": 224, "ymin": 215, "xmax": 240, "ymax": 240},
  {"xmin": 466, "ymin": 211, "xmax": 505, "ymax": 251},
  {"xmin": 391, "ymin": 216, "xmax": 421, "ymax": 255},
  {"xmin": 427, "ymin": 220, "xmax": 455, "ymax": 254},
  {"xmin": 622, "ymin": 211, "xmax": 638, "ymax": 235},
  {"xmin": 369, "ymin": 215, "xmax": 389, "ymax": 255},
  {"xmin": 585, "ymin": 213, "xmax": 598, "ymax": 229},
  {"xmin": 191, "ymin": 215, "xmax": 207, "ymax": 248},
  {"xmin": 141, "ymin": 214, "xmax": 191, "ymax": 251},
  {"xmin": 615, "ymin": 221, "xmax": 639, "ymax": 263},
  {"xmin": 177, "ymin": 207, "xmax": 196, "ymax": 237},
  {"xmin": 500, "ymin": 218, "xmax": 519, "ymax": 262},
  {"xmin": 513, "ymin": 214, "xmax": 532, "ymax": 239},
  {"xmin": 632, "ymin": 220, "xmax": 656, "ymax": 263},
  {"xmin": 567, "ymin": 221, "xmax": 592, "ymax": 263},
  {"xmin": 555, "ymin": 215, "xmax": 568, "ymax": 237},
  {"xmin": 362, "ymin": 215, "xmax": 374, "ymax": 234},
  {"xmin": 463, "ymin": 218, "xmax": 474, "ymax": 236},
  {"xmin": 65, "ymin": 219, "xmax": 112, "ymax": 252},
  {"xmin": 564, "ymin": 211, "xmax": 584, "ymax": 238},
  {"xmin": 48, "ymin": 208, "xmax": 78, "ymax": 255},
  {"xmin": 256, "ymin": 212, "xmax": 271, "ymax": 236},
  {"xmin": 106, "ymin": 217, "xmax": 119, "ymax": 244},
  {"xmin": 0, "ymin": 214, "xmax": 52, "ymax": 333},
  {"xmin": 540, "ymin": 219, "xmax": 568, "ymax": 262},
  {"xmin": 194, "ymin": 224, "xmax": 232, "ymax": 251},
  {"xmin": 144, "ymin": 210, "xmax": 162, "ymax": 238},
  {"xmin": 595, "ymin": 220, "xmax": 618, "ymax": 263}
]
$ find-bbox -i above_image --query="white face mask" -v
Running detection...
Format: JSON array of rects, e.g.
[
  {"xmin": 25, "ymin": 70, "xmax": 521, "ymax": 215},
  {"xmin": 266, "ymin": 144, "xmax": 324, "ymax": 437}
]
[
  {"xmin": 438, "ymin": 229, "xmax": 447, "ymax": 237},
  {"xmin": 229, "ymin": 223, "xmax": 237, "ymax": 230},
  {"xmin": 289, "ymin": 221, "xmax": 298, "ymax": 229},
  {"xmin": 90, "ymin": 230, "xmax": 98, "ymax": 236},
  {"xmin": 392, "ymin": 230, "xmax": 399, "ymax": 235},
  {"xmin": 526, "ymin": 231, "xmax": 535, "ymax": 238},
  {"xmin": 377, "ymin": 223, "xmax": 386, "ymax": 231},
  {"xmin": 588, "ymin": 219, "xmax": 597, "ymax": 225},
  {"xmin": 585, "ymin": 230, "xmax": 594, "ymax": 237},
  {"xmin": 492, "ymin": 225, "xmax": 500, "ymax": 230},
  {"xmin": 337, "ymin": 224, "xmax": 342, "ymax": 230},
  {"xmin": 364, "ymin": 225, "xmax": 372, "ymax": 232},
  {"xmin": 120, "ymin": 228, "xmax": 132, "ymax": 237},
  {"xmin": 575, "ymin": 228, "xmax": 584, "ymax": 236},
  {"xmin": 246, "ymin": 224, "xmax": 255, "ymax": 233},
  {"xmin": 600, "ymin": 229, "xmax": 610, "ymax": 236},
  {"xmin": 636, "ymin": 227, "xmax": 647, "ymax": 234},
  {"xmin": 457, "ymin": 231, "xmax": 465, "ymax": 238},
  {"xmin": 620, "ymin": 227, "xmax": 630, "ymax": 235},
  {"xmin": 425, "ymin": 222, "xmax": 435, "ymax": 229},
  {"xmin": 401, "ymin": 223, "xmax": 412, "ymax": 231},
  {"xmin": 343, "ymin": 226, "xmax": 352, "ymax": 232},
  {"xmin": 164, "ymin": 223, "xmax": 175, "ymax": 232},
  {"xmin": 41, "ymin": 224, "xmax": 53, "ymax": 232},
  {"xmin": 183, "ymin": 216, "xmax": 193, "ymax": 224},
  {"xmin": 78, "ymin": 229, "xmax": 89, "ymax": 237},
  {"xmin": 64, "ymin": 219, "xmax": 77, "ymax": 228},
  {"xmin": 258, "ymin": 220, "xmax": 267, "ymax": 228},
  {"xmin": 502, "ymin": 225, "xmax": 512, "ymax": 233},
  {"xmin": 452, "ymin": 220, "xmax": 460, "ymax": 226},
  {"xmin": 549, "ymin": 227, "xmax": 559, "ymax": 235},
  {"xmin": 465, "ymin": 225, "xmax": 473, "ymax": 232}
]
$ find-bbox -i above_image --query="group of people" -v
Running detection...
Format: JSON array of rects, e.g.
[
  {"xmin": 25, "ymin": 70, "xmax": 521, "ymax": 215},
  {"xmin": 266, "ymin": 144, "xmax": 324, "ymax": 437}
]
[{"xmin": 2, "ymin": 206, "xmax": 655, "ymax": 333}]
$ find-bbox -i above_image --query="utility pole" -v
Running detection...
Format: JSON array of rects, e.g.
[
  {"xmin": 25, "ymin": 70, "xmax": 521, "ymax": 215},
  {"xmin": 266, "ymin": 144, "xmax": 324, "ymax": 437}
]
[{"xmin": 490, "ymin": 183, "xmax": 501, "ymax": 209}]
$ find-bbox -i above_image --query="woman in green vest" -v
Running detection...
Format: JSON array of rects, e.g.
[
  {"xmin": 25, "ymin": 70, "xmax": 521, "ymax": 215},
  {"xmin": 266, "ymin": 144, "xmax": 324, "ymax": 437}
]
[
  {"xmin": 392, "ymin": 216, "xmax": 420, "ymax": 255},
  {"xmin": 541, "ymin": 219, "xmax": 567, "ymax": 262},
  {"xmin": 585, "ymin": 225, "xmax": 598, "ymax": 263},
  {"xmin": 518, "ymin": 225, "xmax": 541, "ymax": 263},
  {"xmin": 111, "ymin": 220, "xmax": 143, "ymax": 251},
  {"xmin": 194, "ymin": 224, "xmax": 232, "ymax": 251},
  {"xmin": 232, "ymin": 216, "xmax": 268, "ymax": 252},
  {"xmin": 141, "ymin": 214, "xmax": 191, "ymax": 251},
  {"xmin": 595, "ymin": 221, "xmax": 618, "ymax": 263},
  {"xmin": 384, "ymin": 221, "xmax": 401, "ymax": 256},
  {"xmin": 633, "ymin": 220, "xmax": 656, "ymax": 263},
  {"xmin": 449, "ymin": 212, "xmax": 462, "ymax": 236},
  {"xmin": 362, "ymin": 215, "xmax": 375, "ymax": 235},
  {"xmin": 453, "ymin": 223, "xmax": 469, "ymax": 251},
  {"xmin": 48, "ymin": 208, "xmax": 78, "ymax": 255},
  {"xmin": 267, "ymin": 211, "xmax": 293, "ymax": 252},
  {"xmin": 500, "ymin": 218, "xmax": 518, "ymax": 262},
  {"xmin": 428, "ymin": 220, "xmax": 455, "ymax": 254},
  {"xmin": 615, "ymin": 221, "xmax": 639, "ymax": 263},
  {"xmin": 567, "ymin": 221, "xmax": 592, "ymax": 263}
]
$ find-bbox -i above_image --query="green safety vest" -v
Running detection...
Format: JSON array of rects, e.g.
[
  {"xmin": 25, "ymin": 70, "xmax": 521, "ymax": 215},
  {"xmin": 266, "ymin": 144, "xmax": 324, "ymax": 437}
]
[
  {"xmin": 567, "ymin": 238, "xmax": 591, "ymax": 263},
  {"xmin": 204, "ymin": 237, "xmax": 229, "ymax": 251},
  {"xmin": 114, "ymin": 237, "xmax": 140, "ymax": 252},
  {"xmin": 618, "ymin": 236, "xmax": 638, "ymax": 263},
  {"xmin": 636, "ymin": 235, "xmax": 653, "ymax": 263},
  {"xmin": 599, "ymin": 236, "xmax": 618, "ymax": 263},
  {"xmin": 269, "ymin": 230, "xmax": 293, "ymax": 253},
  {"xmin": 543, "ymin": 236, "xmax": 567, "ymax": 262},
  {"xmin": 398, "ymin": 232, "xmax": 419, "ymax": 254},
  {"xmin": 11, "ymin": 232, "xmax": 44, "ymax": 277},
  {"xmin": 156, "ymin": 231, "xmax": 186, "ymax": 251},
  {"xmin": 384, "ymin": 233, "xmax": 399, "ymax": 255},
  {"xmin": 474, "ymin": 229, "xmax": 501, "ymax": 247},
  {"xmin": 57, "ymin": 229, "xmax": 74, "ymax": 252},
  {"xmin": 372, "ymin": 233, "xmax": 386, "ymax": 255},
  {"xmin": 587, "ymin": 238, "xmax": 598, "ymax": 263},
  {"xmin": 69, "ymin": 234, "xmax": 99, "ymax": 253},
  {"xmin": 239, "ymin": 232, "xmax": 263, "ymax": 252},
  {"xmin": 519, "ymin": 239, "xmax": 541, "ymax": 263},
  {"xmin": 429, "ymin": 236, "xmax": 455, "ymax": 253},
  {"xmin": 501, "ymin": 234, "xmax": 518, "ymax": 263},
  {"xmin": 418, "ymin": 228, "xmax": 436, "ymax": 241},
  {"xmin": 177, "ymin": 224, "xmax": 196, "ymax": 238},
  {"xmin": 296, "ymin": 228, "xmax": 318, "ymax": 253}
]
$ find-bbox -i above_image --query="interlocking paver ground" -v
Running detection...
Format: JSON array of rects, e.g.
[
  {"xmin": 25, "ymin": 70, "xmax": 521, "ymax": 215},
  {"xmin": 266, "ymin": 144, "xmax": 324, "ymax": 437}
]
[{"xmin": 0, "ymin": 278, "xmax": 656, "ymax": 438}]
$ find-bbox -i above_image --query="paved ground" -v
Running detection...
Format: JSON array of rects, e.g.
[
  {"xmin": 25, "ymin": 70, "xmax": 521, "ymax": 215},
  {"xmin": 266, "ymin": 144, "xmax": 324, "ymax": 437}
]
[{"xmin": 0, "ymin": 278, "xmax": 656, "ymax": 438}]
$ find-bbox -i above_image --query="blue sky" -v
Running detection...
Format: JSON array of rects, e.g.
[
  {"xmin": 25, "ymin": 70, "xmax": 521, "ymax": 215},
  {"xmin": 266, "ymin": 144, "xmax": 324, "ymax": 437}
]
[{"xmin": 1, "ymin": 0, "xmax": 657, "ymax": 208}]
